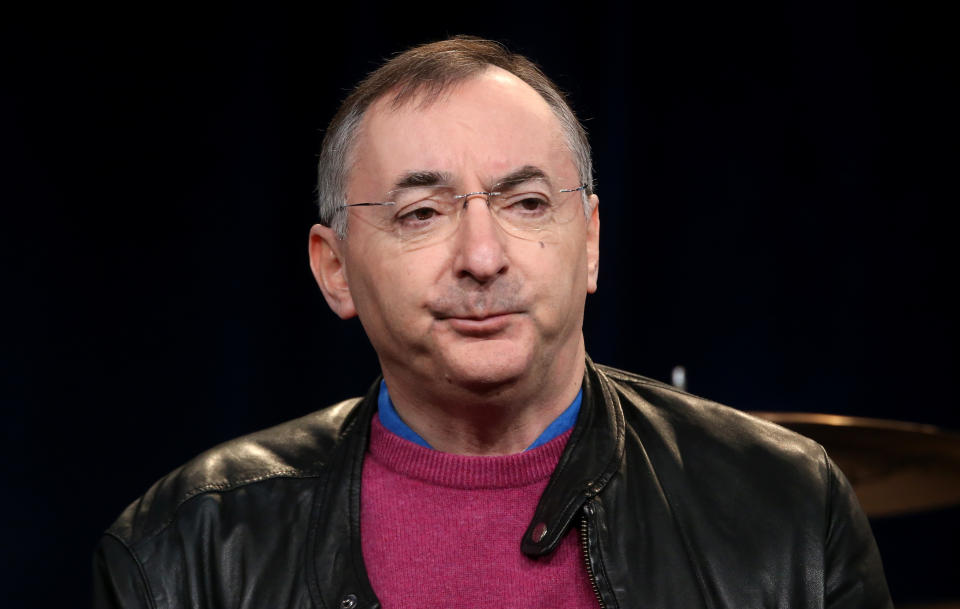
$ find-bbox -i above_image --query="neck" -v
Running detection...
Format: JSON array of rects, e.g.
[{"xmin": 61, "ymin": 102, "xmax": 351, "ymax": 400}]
[{"xmin": 381, "ymin": 342, "xmax": 585, "ymax": 456}]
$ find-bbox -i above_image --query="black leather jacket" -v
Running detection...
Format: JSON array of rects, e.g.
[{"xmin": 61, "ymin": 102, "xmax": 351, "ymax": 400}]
[{"xmin": 94, "ymin": 359, "xmax": 891, "ymax": 608}]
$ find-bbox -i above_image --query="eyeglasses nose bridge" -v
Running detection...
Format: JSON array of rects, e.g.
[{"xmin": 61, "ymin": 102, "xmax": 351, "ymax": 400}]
[
  {"xmin": 451, "ymin": 191, "xmax": 511, "ymax": 240},
  {"xmin": 453, "ymin": 190, "xmax": 500, "ymax": 210}
]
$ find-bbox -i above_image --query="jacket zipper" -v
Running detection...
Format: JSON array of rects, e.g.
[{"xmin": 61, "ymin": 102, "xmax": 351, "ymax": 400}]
[{"xmin": 579, "ymin": 502, "xmax": 608, "ymax": 609}]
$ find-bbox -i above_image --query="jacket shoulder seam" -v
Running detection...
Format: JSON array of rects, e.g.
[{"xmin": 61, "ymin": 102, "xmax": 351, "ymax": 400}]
[
  {"xmin": 176, "ymin": 467, "xmax": 325, "ymax": 505},
  {"xmin": 114, "ymin": 397, "xmax": 368, "ymax": 550},
  {"xmin": 126, "ymin": 468, "xmax": 326, "ymax": 551}
]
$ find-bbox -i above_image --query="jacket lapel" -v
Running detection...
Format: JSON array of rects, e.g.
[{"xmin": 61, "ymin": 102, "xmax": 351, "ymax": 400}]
[
  {"xmin": 521, "ymin": 357, "xmax": 626, "ymax": 556},
  {"xmin": 307, "ymin": 379, "xmax": 381, "ymax": 609}
]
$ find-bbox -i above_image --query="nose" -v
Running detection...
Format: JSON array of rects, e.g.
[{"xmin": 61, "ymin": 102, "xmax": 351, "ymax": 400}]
[{"xmin": 451, "ymin": 194, "xmax": 509, "ymax": 283}]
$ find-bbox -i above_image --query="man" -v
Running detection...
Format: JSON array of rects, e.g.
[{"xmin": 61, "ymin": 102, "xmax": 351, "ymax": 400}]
[{"xmin": 94, "ymin": 37, "xmax": 891, "ymax": 608}]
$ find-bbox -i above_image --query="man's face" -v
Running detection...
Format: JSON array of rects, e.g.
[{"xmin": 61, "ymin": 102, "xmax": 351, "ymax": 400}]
[{"xmin": 315, "ymin": 67, "xmax": 599, "ymax": 396}]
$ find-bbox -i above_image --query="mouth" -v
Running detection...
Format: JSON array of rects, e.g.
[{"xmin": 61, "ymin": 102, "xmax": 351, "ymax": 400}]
[{"xmin": 436, "ymin": 312, "xmax": 518, "ymax": 336}]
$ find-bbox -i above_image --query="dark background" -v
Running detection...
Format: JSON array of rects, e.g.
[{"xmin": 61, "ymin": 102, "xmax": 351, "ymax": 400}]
[{"xmin": 3, "ymin": 3, "xmax": 955, "ymax": 607}]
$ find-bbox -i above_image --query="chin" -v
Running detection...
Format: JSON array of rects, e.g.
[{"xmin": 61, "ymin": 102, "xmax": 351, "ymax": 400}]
[{"xmin": 438, "ymin": 338, "xmax": 536, "ymax": 392}]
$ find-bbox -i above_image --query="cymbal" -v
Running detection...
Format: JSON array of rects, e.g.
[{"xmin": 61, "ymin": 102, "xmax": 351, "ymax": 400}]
[{"xmin": 750, "ymin": 412, "xmax": 960, "ymax": 517}]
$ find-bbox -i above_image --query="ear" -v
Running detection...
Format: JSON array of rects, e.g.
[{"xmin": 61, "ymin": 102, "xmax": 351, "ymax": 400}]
[
  {"xmin": 586, "ymin": 194, "xmax": 600, "ymax": 294},
  {"xmin": 309, "ymin": 224, "xmax": 357, "ymax": 319}
]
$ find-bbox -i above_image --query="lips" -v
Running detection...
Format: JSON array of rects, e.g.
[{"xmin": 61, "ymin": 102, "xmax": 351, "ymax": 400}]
[{"xmin": 439, "ymin": 312, "xmax": 517, "ymax": 336}]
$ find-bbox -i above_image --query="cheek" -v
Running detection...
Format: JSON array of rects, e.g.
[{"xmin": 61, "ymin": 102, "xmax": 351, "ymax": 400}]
[
  {"xmin": 349, "ymin": 250, "xmax": 438, "ymax": 328},
  {"xmin": 555, "ymin": 241, "xmax": 591, "ymax": 305},
  {"xmin": 546, "ymin": 236, "xmax": 587, "ymax": 278},
  {"xmin": 525, "ymin": 243, "xmax": 586, "ymax": 307}
]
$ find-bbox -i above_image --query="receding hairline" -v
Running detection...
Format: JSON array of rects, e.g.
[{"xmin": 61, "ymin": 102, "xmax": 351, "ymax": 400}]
[{"xmin": 377, "ymin": 64, "xmax": 549, "ymax": 110}]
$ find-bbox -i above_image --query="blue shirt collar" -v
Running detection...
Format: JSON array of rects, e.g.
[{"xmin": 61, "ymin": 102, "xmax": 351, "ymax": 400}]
[{"xmin": 377, "ymin": 380, "xmax": 583, "ymax": 451}]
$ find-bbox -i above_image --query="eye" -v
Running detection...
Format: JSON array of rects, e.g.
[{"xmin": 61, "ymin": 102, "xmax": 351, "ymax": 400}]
[
  {"xmin": 408, "ymin": 207, "xmax": 437, "ymax": 221},
  {"xmin": 396, "ymin": 203, "xmax": 442, "ymax": 227},
  {"xmin": 515, "ymin": 196, "xmax": 548, "ymax": 211},
  {"xmin": 503, "ymin": 194, "xmax": 551, "ymax": 216}
]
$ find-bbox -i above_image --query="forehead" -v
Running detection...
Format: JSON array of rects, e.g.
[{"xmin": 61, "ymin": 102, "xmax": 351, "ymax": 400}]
[{"xmin": 349, "ymin": 67, "xmax": 575, "ymax": 192}]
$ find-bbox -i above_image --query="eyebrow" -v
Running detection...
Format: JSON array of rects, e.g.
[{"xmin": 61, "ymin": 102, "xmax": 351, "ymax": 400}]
[
  {"xmin": 390, "ymin": 165, "xmax": 550, "ymax": 192},
  {"xmin": 393, "ymin": 170, "xmax": 454, "ymax": 190},
  {"xmin": 494, "ymin": 165, "xmax": 548, "ymax": 185}
]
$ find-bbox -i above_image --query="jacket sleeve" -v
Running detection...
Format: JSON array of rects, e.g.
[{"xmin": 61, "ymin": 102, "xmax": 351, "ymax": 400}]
[
  {"xmin": 822, "ymin": 451, "xmax": 893, "ymax": 609},
  {"xmin": 93, "ymin": 534, "xmax": 154, "ymax": 609}
]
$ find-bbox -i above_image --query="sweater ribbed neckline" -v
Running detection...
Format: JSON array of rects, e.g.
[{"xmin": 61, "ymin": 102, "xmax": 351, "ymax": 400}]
[{"xmin": 367, "ymin": 414, "xmax": 571, "ymax": 490}]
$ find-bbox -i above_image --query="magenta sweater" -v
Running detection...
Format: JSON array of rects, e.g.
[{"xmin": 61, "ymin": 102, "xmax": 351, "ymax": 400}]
[{"xmin": 361, "ymin": 414, "xmax": 600, "ymax": 608}]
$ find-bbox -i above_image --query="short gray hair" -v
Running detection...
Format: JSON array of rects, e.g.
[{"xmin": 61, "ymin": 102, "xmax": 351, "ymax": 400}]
[{"xmin": 317, "ymin": 36, "xmax": 594, "ymax": 238}]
